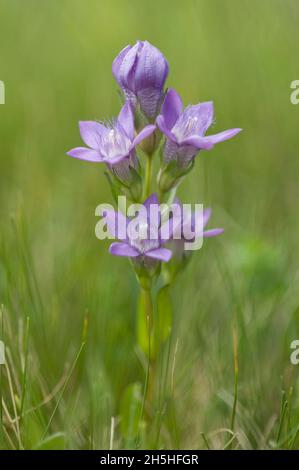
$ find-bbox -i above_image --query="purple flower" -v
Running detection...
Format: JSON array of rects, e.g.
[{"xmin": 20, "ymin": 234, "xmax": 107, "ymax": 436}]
[
  {"xmin": 67, "ymin": 101, "xmax": 155, "ymax": 183},
  {"xmin": 157, "ymin": 88, "xmax": 242, "ymax": 167},
  {"xmin": 103, "ymin": 194, "xmax": 172, "ymax": 263},
  {"xmin": 169, "ymin": 203, "xmax": 224, "ymax": 258},
  {"xmin": 183, "ymin": 207, "xmax": 224, "ymax": 240},
  {"xmin": 112, "ymin": 41, "xmax": 169, "ymax": 120}
]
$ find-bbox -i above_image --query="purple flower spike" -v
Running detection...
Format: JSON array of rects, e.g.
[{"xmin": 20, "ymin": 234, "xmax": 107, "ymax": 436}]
[
  {"xmin": 112, "ymin": 41, "xmax": 169, "ymax": 120},
  {"xmin": 157, "ymin": 88, "xmax": 242, "ymax": 167},
  {"xmin": 67, "ymin": 101, "xmax": 155, "ymax": 183},
  {"xmin": 104, "ymin": 194, "xmax": 172, "ymax": 263}
]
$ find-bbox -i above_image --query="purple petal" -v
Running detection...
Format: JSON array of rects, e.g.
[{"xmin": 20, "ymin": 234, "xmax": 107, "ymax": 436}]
[
  {"xmin": 67, "ymin": 147, "xmax": 102, "ymax": 162},
  {"xmin": 112, "ymin": 156, "xmax": 136, "ymax": 184},
  {"xmin": 143, "ymin": 193, "xmax": 159, "ymax": 209},
  {"xmin": 134, "ymin": 41, "xmax": 169, "ymax": 91},
  {"xmin": 190, "ymin": 208, "xmax": 214, "ymax": 237},
  {"xmin": 109, "ymin": 242, "xmax": 140, "ymax": 257},
  {"xmin": 156, "ymin": 115, "xmax": 177, "ymax": 142},
  {"xmin": 131, "ymin": 124, "xmax": 156, "ymax": 148},
  {"xmin": 192, "ymin": 101, "xmax": 214, "ymax": 135},
  {"xmin": 112, "ymin": 45, "xmax": 132, "ymax": 83},
  {"xmin": 103, "ymin": 210, "xmax": 128, "ymax": 240},
  {"xmin": 203, "ymin": 228, "xmax": 224, "ymax": 237},
  {"xmin": 187, "ymin": 208, "xmax": 212, "ymax": 240},
  {"xmin": 203, "ymin": 128, "xmax": 242, "ymax": 145},
  {"xmin": 203, "ymin": 208, "xmax": 212, "ymax": 228},
  {"xmin": 79, "ymin": 121, "xmax": 106, "ymax": 149},
  {"xmin": 146, "ymin": 247, "xmax": 172, "ymax": 262},
  {"xmin": 172, "ymin": 102, "xmax": 213, "ymax": 142},
  {"xmin": 117, "ymin": 101, "xmax": 135, "ymax": 140},
  {"xmin": 112, "ymin": 44, "xmax": 139, "ymax": 90},
  {"xmin": 162, "ymin": 88, "xmax": 183, "ymax": 130},
  {"xmin": 104, "ymin": 154, "xmax": 129, "ymax": 165},
  {"xmin": 138, "ymin": 193, "xmax": 160, "ymax": 228},
  {"xmin": 163, "ymin": 139, "xmax": 181, "ymax": 163},
  {"xmin": 160, "ymin": 201, "xmax": 183, "ymax": 241},
  {"xmin": 136, "ymin": 88, "xmax": 163, "ymax": 119},
  {"xmin": 181, "ymin": 135, "xmax": 214, "ymax": 150}
]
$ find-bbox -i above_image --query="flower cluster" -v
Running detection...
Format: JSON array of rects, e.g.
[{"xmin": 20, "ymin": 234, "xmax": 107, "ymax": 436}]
[{"xmin": 67, "ymin": 40, "xmax": 241, "ymax": 282}]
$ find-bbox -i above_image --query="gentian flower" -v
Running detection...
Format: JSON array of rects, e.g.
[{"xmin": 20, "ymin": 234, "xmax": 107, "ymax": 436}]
[
  {"xmin": 168, "ymin": 203, "xmax": 224, "ymax": 260},
  {"xmin": 112, "ymin": 41, "xmax": 169, "ymax": 120},
  {"xmin": 157, "ymin": 88, "xmax": 242, "ymax": 167},
  {"xmin": 177, "ymin": 206, "xmax": 224, "ymax": 240},
  {"xmin": 67, "ymin": 101, "xmax": 155, "ymax": 183},
  {"xmin": 103, "ymin": 194, "xmax": 173, "ymax": 263}
]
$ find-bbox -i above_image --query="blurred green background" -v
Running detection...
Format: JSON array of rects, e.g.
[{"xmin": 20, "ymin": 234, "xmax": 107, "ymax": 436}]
[{"xmin": 1, "ymin": 0, "xmax": 299, "ymax": 449}]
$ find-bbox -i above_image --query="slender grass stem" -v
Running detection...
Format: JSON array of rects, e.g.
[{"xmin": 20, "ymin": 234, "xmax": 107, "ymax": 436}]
[
  {"xmin": 0, "ymin": 305, "xmax": 3, "ymax": 445},
  {"xmin": 20, "ymin": 316, "xmax": 30, "ymax": 421},
  {"xmin": 201, "ymin": 432, "xmax": 211, "ymax": 450},
  {"xmin": 42, "ymin": 342, "xmax": 85, "ymax": 439},
  {"xmin": 290, "ymin": 425, "xmax": 299, "ymax": 449},
  {"xmin": 276, "ymin": 390, "xmax": 287, "ymax": 446},
  {"xmin": 5, "ymin": 361, "xmax": 22, "ymax": 449},
  {"xmin": 230, "ymin": 320, "xmax": 239, "ymax": 433}
]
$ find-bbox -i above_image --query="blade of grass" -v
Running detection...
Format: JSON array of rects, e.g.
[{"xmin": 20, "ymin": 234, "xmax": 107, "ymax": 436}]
[
  {"xmin": 20, "ymin": 316, "xmax": 30, "ymax": 420},
  {"xmin": 170, "ymin": 338, "xmax": 179, "ymax": 449},
  {"xmin": 109, "ymin": 416, "xmax": 115, "ymax": 450},
  {"xmin": 231, "ymin": 318, "xmax": 239, "ymax": 433},
  {"xmin": 286, "ymin": 386, "xmax": 293, "ymax": 448},
  {"xmin": 5, "ymin": 360, "xmax": 22, "ymax": 449},
  {"xmin": 201, "ymin": 432, "xmax": 211, "ymax": 450},
  {"xmin": 0, "ymin": 305, "xmax": 4, "ymax": 446},
  {"xmin": 276, "ymin": 390, "xmax": 287, "ymax": 446},
  {"xmin": 223, "ymin": 433, "xmax": 238, "ymax": 450},
  {"xmin": 290, "ymin": 424, "xmax": 299, "ymax": 449},
  {"xmin": 42, "ymin": 342, "xmax": 85, "ymax": 439}
]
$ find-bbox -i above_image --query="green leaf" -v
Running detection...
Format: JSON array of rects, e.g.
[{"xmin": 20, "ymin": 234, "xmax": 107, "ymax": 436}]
[
  {"xmin": 137, "ymin": 287, "xmax": 172, "ymax": 358},
  {"xmin": 128, "ymin": 166, "xmax": 142, "ymax": 202},
  {"xmin": 156, "ymin": 285, "xmax": 172, "ymax": 345},
  {"xmin": 120, "ymin": 382, "xmax": 143, "ymax": 447},
  {"xmin": 136, "ymin": 288, "xmax": 153, "ymax": 356},
  {"xmin": 104, "ymin": 171, "xmax": 120, "ymax": 204}
]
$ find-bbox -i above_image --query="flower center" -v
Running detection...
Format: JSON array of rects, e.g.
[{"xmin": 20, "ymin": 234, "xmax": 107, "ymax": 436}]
[
  {"xmin": 100, "ymin": 128, "xmax": 131, "ymax": 160},
  {"xmin": 128, "ymin": 221, "xmax": 160, "ymax": 254},
  {"xmin": 172, "ymin": 115, "xmax": 199, "ymax": 142},
  {"xmin": 171, "ymin": 106, "xmax": 208, "ymax": 143}
]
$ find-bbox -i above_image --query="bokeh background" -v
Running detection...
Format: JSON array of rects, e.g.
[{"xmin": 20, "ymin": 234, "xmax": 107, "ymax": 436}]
[{"xmin": 1, "ymin": 0, "xmax": 299, "ymax": 449}]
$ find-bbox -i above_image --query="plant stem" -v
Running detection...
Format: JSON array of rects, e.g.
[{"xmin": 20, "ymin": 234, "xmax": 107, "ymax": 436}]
[
  {"xmin": 144, "ymin": 156, "xmax": 153, "ymax": 200},
  {"xmin": 143, "ymin": 287, "xmax": 155, "ymax": 413}
]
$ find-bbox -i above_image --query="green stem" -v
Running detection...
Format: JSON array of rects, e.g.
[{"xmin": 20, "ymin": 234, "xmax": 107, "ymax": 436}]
[
  {"xmin": 158, "ymin": 184, "xmax": 177, "ymax": 205},
  {"xmin": 143, "ymin": 287, "xmax": 155, "ymax": 413},
  {"xmin": 143, "ymin": 156, "xmax": 153, "ymax": 200}
]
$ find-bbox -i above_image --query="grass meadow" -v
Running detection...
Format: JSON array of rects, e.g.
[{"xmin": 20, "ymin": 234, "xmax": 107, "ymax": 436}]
[{"xmin": 1, "ymin": 0, "xmax": 299, "ymax": 450}]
